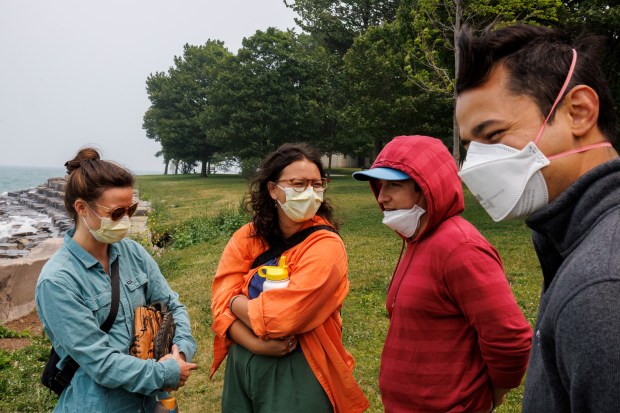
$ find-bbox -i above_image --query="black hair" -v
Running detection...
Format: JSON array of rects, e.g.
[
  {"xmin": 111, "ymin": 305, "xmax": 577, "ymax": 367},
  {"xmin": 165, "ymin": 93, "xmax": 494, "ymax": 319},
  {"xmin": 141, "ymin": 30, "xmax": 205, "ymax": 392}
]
[
  {"xmin": 245, "ymin": 143, "xmax": 337, "ymax": 246},
  {"xmin": 456, "ymin": 24, "xmax": 617, "ymax": 143}
]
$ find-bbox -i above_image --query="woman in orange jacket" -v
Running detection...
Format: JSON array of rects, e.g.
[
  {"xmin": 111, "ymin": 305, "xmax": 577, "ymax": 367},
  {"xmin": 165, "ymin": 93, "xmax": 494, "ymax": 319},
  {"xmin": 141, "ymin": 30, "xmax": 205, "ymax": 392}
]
[{"xmin": 211, "ymin": 143, "xmax": 368, "ymax": 413}]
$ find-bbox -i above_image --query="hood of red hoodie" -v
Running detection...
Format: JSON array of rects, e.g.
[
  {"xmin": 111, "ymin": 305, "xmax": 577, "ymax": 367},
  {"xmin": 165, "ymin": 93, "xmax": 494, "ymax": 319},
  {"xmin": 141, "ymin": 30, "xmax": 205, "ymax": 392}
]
[{"xmin": 369, "ymin": 135, "xmax": 464, "ymax": 240}]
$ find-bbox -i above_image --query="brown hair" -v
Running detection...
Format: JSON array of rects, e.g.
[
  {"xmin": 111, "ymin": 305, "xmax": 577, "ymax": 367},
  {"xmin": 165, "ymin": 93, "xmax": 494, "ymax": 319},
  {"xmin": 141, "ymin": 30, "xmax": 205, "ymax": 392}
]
[
  {"xmin": 245, "ymin": 143, "xmax": 337, "ymax": 246},
  {"xmin": 456, "ymin": 24, "xmax": 617, "ymax": 143},
  {"xmin": 64, "ymin": 147, "xmax": 135, "ymax": 222}
]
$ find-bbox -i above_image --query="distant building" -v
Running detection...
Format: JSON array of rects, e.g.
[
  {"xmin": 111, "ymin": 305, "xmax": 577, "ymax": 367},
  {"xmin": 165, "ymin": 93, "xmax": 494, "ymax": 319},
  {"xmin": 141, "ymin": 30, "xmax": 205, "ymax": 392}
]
[{"xmin": 321, "ymin": 153, "xmax": 370, "ymax": 169}]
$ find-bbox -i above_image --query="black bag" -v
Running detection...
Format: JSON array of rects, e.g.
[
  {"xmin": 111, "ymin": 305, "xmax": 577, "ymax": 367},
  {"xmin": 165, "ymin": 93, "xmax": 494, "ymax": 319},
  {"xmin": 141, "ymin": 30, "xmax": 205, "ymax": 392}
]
[
  {"xmin": 41, "ymin": 259, "xmax": 120, "ymax": 395},
  {"xmin": 41, "ymin": 347, "xmax": 79, "ymax": 396}
]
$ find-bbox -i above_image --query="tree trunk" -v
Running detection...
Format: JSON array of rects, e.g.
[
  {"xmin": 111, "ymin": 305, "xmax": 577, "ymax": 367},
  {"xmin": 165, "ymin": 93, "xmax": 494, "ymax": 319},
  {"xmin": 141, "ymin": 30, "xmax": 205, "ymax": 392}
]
[
  {"xmin": 327, "ymin": 152, "xmax": 333, "ymax": 178},
  {"xmin": 164, "ymin": 159, "xmax": 169, "ymax": 175},
  {"xmin": 452, "ymin": 0, "xmax": 462, "ymax": 166},
  {"xmin": 201, "ymin": 160, "xmax": 207, "ymax": 177},
  {"xmin": 373, "ymin": 136, "xmax": 383, "ymax": 160},
  {"xmin": 174, "ymin": 160, "xmax": 179, "ymax": 175}
]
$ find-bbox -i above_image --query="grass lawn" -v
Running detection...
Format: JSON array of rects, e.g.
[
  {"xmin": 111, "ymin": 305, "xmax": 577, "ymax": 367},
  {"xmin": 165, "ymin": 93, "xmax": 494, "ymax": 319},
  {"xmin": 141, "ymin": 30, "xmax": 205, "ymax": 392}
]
[{"xmin": 0, "ymin": 169, "xmax": 541, "ymax": 412}]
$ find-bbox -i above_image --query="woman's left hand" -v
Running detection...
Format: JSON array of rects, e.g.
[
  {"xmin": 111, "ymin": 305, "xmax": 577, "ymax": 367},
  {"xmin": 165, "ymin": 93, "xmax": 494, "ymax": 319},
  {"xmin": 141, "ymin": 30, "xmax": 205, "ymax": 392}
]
[{"xmin": 252, "ymin": 336, "xmax": 298, "ymax": 357}]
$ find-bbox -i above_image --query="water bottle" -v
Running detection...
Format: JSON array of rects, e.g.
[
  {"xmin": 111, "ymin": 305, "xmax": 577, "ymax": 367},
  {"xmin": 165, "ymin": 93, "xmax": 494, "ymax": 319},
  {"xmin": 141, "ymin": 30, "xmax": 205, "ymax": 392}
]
[
  {"xmin": 259, "ymin": 256, "xmax": 289, "ymax": 291},
  {"xmin": 153, "ymin": 396, "xmax": 178, "ymax": 413}
]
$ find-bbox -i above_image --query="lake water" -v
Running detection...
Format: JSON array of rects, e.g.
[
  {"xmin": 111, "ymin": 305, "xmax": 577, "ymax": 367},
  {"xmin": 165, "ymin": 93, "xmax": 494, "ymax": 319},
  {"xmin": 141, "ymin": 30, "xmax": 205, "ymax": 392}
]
[
  {"xmin": 0, "ymin": 165, "xmax": 158, "ymax": 239},
  {"xmin": 0, "ymin": 165, "xmax": 66, "ymax": 195},
  {"xmin": 0, "ymin": 165, "xmax": 162, "ymax": 195}
]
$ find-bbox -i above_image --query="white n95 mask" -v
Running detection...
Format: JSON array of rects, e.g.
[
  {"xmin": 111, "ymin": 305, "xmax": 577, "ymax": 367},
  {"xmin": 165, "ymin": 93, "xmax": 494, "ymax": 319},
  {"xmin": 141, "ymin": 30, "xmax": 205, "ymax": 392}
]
[
  {"xmin": 382, "ymin": 205, "xmax": 426, "ymax": 238},
  {"xmin": 458, "ymin": 141, "xmax": 550, "ymax": 222},
  {"xmin": 458, "ymin": 49, "xmax": 613, "ymax": 222}
]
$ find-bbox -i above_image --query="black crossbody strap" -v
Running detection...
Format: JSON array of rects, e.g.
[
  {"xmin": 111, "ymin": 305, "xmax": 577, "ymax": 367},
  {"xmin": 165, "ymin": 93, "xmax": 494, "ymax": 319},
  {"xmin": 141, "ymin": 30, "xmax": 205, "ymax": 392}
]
[
  {"xmin": 100, "ymin": 258, "xmax": 120, "ymax": 333},
  {"xmin": 251, "ymin": 225, "xmax": 339, "ymax": 268}
]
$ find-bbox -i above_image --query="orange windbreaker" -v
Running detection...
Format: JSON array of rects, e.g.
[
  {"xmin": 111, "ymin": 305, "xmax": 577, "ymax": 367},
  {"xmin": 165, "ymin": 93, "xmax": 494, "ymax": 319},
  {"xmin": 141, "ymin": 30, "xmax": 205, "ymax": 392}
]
[{"xmin": 211, "ymin": 216, "xmax": 369, "ymax": 413}]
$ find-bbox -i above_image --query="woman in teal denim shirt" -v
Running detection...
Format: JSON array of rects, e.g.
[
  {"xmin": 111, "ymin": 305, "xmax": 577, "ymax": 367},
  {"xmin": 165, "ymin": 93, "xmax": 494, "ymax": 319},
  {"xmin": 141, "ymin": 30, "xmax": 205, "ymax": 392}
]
[{"xmin": 35, "ymin": 148, "xmax": 197, "ymax": 412}]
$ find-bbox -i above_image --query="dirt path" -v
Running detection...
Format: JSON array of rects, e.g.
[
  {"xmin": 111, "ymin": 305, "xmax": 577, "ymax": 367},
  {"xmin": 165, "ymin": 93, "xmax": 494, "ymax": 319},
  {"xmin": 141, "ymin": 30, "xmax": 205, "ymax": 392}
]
[{"xmin": 0, "ymin": 311, "xmax": 44, "ymax": 351}]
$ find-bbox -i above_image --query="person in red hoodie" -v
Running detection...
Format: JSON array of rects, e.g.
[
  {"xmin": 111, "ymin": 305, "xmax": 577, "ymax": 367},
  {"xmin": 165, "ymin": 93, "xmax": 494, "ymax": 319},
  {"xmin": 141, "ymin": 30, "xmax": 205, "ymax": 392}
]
[{"xmin": 353, "ymin": 135, "xmax": 532, "ymax": 413}]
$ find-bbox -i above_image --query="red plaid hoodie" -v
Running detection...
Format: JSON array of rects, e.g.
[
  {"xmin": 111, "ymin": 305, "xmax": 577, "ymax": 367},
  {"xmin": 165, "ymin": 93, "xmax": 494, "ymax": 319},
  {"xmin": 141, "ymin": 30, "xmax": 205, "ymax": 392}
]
[{"xmin": 368, "ymin": 136, "xmax": 532, "ymax": 412}]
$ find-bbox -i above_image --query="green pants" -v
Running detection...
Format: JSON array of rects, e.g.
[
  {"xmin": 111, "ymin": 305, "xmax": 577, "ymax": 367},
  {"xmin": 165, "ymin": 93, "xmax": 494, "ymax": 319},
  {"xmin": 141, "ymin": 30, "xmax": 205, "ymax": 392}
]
[{"xmin": 222, "ymin": 344, "xmax": 333, "ymax": 413}]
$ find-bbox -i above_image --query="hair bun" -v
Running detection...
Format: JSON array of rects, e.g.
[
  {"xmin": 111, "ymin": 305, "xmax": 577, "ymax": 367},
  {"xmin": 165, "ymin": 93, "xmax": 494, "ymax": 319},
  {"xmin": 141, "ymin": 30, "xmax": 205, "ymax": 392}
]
[{"xmin": 64, "ymin": 147, "xmax": 101, "ymax": 174}]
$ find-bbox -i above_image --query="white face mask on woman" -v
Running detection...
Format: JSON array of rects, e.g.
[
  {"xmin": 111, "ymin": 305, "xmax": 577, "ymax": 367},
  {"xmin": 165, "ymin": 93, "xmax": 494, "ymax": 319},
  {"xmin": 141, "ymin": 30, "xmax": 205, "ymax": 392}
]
[
  {"xmin": 277, "ymin": 186, "xmax": 324, "ymax": 222},
  {"xmin": 458, "ymin": 49, "xmax": 612, "ymax": 222},
  {"xmin": 382, "ymin": 204, "xmax": 426, "ymax": 238},
  {"xmin": 83, "ymin": 210, "xmax": 131, "ymax": 244}
]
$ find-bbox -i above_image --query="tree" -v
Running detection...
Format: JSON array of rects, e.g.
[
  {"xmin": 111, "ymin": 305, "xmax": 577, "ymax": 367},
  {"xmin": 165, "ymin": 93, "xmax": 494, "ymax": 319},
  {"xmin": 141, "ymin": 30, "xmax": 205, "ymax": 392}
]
[
  {"xmin": 170, "ymin": 41, "xmax": 233, "ymax": 177},
  {"xmin": 284, "ymin": 0, "xmax": 402, "ymax": 165},
  {"xmin": 143, "ymin": 41, "xmax": 233, "ymax": 176},
  {"xmin": 220, "ymin": 28, "xmax": 324, "ymax": 163},
  {"xmin": 143, "ymin": 71, "xmax": 189, "ymax": 174},
  {"xmin": 284, "ymin": 0, "xmax": 400, "ymax": 55},
  {"xmin": 561, "ymin": 1, "xmax": 620, "ymax": 145},
  {"xmin": 289, "ymin": 34, "xmax": 349, "ymax": 174},
  {"xmin": 343, "ymin": 12, "xmax": 455, "ymax": 159},
  {"xmin": 404, "ymin": 0, "xmax": 562, "ymax": 163}
]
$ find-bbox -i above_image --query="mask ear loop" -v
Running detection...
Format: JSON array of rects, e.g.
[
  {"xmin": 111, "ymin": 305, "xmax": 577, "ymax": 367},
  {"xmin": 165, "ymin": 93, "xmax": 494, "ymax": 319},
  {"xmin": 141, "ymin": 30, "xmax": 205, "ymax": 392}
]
[
  {"xmin": 533, "ymin": 49, "xmax": 578, "ymax": 146},
  {"xmin": 534, "ymin": 49, "xmax": 613, "ymax": 160}
]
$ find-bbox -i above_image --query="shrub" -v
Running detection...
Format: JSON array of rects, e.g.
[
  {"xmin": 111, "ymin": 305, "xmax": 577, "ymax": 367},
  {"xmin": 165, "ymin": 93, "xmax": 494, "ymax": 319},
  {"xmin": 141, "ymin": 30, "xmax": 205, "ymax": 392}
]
[
  {"xmin": 239, "ymin": 157, "xmax": 261, "ymax": 180},
  {"xmin": 0, "ymin": 326, "xmax": 29, "ymax": 339},
  {"xmin": 172, "ymin": 206, "xmax": 249, "ymax": 250}
]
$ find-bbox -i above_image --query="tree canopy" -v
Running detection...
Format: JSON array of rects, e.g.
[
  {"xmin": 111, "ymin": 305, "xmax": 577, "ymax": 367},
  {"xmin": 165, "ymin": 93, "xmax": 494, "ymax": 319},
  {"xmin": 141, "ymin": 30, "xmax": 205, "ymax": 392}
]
[{"xmin": 143, "ymin": 0, "xmax": 620, "ymax": 174}]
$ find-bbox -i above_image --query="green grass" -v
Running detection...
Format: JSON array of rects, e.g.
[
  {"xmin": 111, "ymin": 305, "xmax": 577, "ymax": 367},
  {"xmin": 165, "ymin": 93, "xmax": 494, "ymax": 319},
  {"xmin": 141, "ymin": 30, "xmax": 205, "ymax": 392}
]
[
  {"xmin": 1, "ymin": 170, "xmax": 541, "ymax": 412},
  {"xmin": 0, "ymin": 336, "xmax": 58, "ymax": 412}
]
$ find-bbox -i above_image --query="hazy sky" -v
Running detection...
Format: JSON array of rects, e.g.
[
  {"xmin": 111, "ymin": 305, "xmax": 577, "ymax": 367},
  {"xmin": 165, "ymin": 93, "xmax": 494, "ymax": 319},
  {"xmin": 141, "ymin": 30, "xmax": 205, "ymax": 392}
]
[{"xmin": 0, "ymin": 0, "xmax": 297, "ymax": 173}]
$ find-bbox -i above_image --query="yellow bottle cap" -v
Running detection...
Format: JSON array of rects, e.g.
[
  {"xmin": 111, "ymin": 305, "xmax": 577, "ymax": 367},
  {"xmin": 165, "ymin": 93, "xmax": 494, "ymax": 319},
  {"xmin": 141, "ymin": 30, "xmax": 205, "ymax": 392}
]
[
  {"xmin": 258, "ymin": 255, "xmax": 289, "ymax": 280},
  {"xmin": 160, "ymin": 397, "xmax": 177, "ymax": 409}
]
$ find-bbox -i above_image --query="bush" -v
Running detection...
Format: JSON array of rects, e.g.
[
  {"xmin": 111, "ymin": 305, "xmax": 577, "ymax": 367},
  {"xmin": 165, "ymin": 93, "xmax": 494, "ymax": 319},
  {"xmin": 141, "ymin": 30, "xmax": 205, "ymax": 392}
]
[
  {"xmin": 0, "ymin": 325, "xmax": 29, "ymax": 339},
  {"xmin": 172, "ymin": 206, "xmax": 249, "ymax": 250},
  {"xmin": 146, "ymin": 200, "xmax": 175, "ymax": 248},
  {"xmin": 239, "ymin": 157, "xmax": 261, "ymax": 180}
]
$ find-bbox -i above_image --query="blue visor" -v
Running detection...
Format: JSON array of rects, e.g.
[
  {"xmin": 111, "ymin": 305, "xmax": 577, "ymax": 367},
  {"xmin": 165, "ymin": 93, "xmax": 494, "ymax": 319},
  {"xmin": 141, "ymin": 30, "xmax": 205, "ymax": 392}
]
[{"xmin": 352, "ymin": 167, "xmax": 410, "ymax": 181}]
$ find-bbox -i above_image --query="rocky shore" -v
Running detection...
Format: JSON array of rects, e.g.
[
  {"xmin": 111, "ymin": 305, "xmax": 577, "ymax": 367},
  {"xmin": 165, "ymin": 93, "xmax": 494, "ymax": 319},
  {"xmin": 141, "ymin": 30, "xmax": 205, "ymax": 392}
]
[
  {"xmin": 0, "ymin": 177, "xmax": 150, "ymax": 259},
  {"xmin": 0, "ymin": 178, "xmax": 71, "ymax": 259},
  {"xmin": 0, "ymin": 177, "xmax": 151, "ymax": 323}
]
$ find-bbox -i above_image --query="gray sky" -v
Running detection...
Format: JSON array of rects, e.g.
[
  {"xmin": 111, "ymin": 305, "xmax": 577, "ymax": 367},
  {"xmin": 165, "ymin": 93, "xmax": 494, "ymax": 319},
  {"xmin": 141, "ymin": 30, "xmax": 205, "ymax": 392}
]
[{"xmin": 0, "ymin": 0, "xmax": 297, "ymax": 173}]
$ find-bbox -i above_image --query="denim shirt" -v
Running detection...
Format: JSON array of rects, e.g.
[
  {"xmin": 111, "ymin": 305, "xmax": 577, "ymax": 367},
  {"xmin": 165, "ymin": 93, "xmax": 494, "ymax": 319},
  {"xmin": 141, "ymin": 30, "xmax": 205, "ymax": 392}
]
[{"xmin": 35, "ymin": 229, "xmax": 197, "ymax": 412}]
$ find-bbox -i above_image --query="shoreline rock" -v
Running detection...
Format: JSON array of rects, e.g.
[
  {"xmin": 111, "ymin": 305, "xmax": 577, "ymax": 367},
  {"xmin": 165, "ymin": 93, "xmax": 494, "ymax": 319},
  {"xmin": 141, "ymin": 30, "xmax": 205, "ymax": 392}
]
[
  {"xmin": 0, "ymin": 177, "xmax": 151, "ymax": 259},
  {"xmin": 0, "ymin": 177, "xmax": 152, "ymax": 323}
]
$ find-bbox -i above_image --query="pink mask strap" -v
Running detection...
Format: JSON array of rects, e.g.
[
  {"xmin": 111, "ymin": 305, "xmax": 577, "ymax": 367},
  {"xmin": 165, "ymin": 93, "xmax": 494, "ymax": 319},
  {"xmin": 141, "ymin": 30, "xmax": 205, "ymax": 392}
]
[
  {"xmin": 534, "ymin": 49, "xmax": 578, "ymax": 145},
  {"xmin": 547, "ymin": 142, "xmax": 613, "ymax": 161}
]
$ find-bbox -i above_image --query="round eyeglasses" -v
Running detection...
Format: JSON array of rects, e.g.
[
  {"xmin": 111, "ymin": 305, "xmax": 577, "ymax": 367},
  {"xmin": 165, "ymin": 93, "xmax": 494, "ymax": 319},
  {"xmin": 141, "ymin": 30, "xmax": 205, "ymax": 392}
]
[
  {"xmin": 275, "ymin": 178, "xmax": 329, "ymax": 193},
  {"xmin": 92, "ymin": 201, "xmax": 139, "ymax": 221}
]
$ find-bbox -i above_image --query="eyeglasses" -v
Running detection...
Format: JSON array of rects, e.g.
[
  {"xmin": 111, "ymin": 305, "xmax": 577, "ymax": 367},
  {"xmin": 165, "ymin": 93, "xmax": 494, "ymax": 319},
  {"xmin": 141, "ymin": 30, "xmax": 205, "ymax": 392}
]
[
  {"xmin": 92, "ymin": 201, "xmax": 139, "ymax": 221},
  {"xmin": 275, "ymin": 178, "xmax": 329, "ymax": 193}
]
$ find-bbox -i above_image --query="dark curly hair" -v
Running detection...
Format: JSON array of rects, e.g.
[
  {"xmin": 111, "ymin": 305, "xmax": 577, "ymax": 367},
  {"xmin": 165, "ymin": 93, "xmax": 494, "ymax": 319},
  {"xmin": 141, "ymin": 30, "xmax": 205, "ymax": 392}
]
[
  {"xmin": 64, "ymin": 147, "xmax": 134, "ymax": 222},
  {"xmin": 245, "ymin": 143, "xmax": 337, "ymax": 246}
]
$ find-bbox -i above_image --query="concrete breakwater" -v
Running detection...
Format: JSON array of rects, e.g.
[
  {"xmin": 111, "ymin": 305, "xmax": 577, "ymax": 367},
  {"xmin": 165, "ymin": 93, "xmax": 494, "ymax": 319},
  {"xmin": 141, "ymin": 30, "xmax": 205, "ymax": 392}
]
[{"xmin": 0, "ymin": 177, "xmax": 151, "ymax": 322}]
